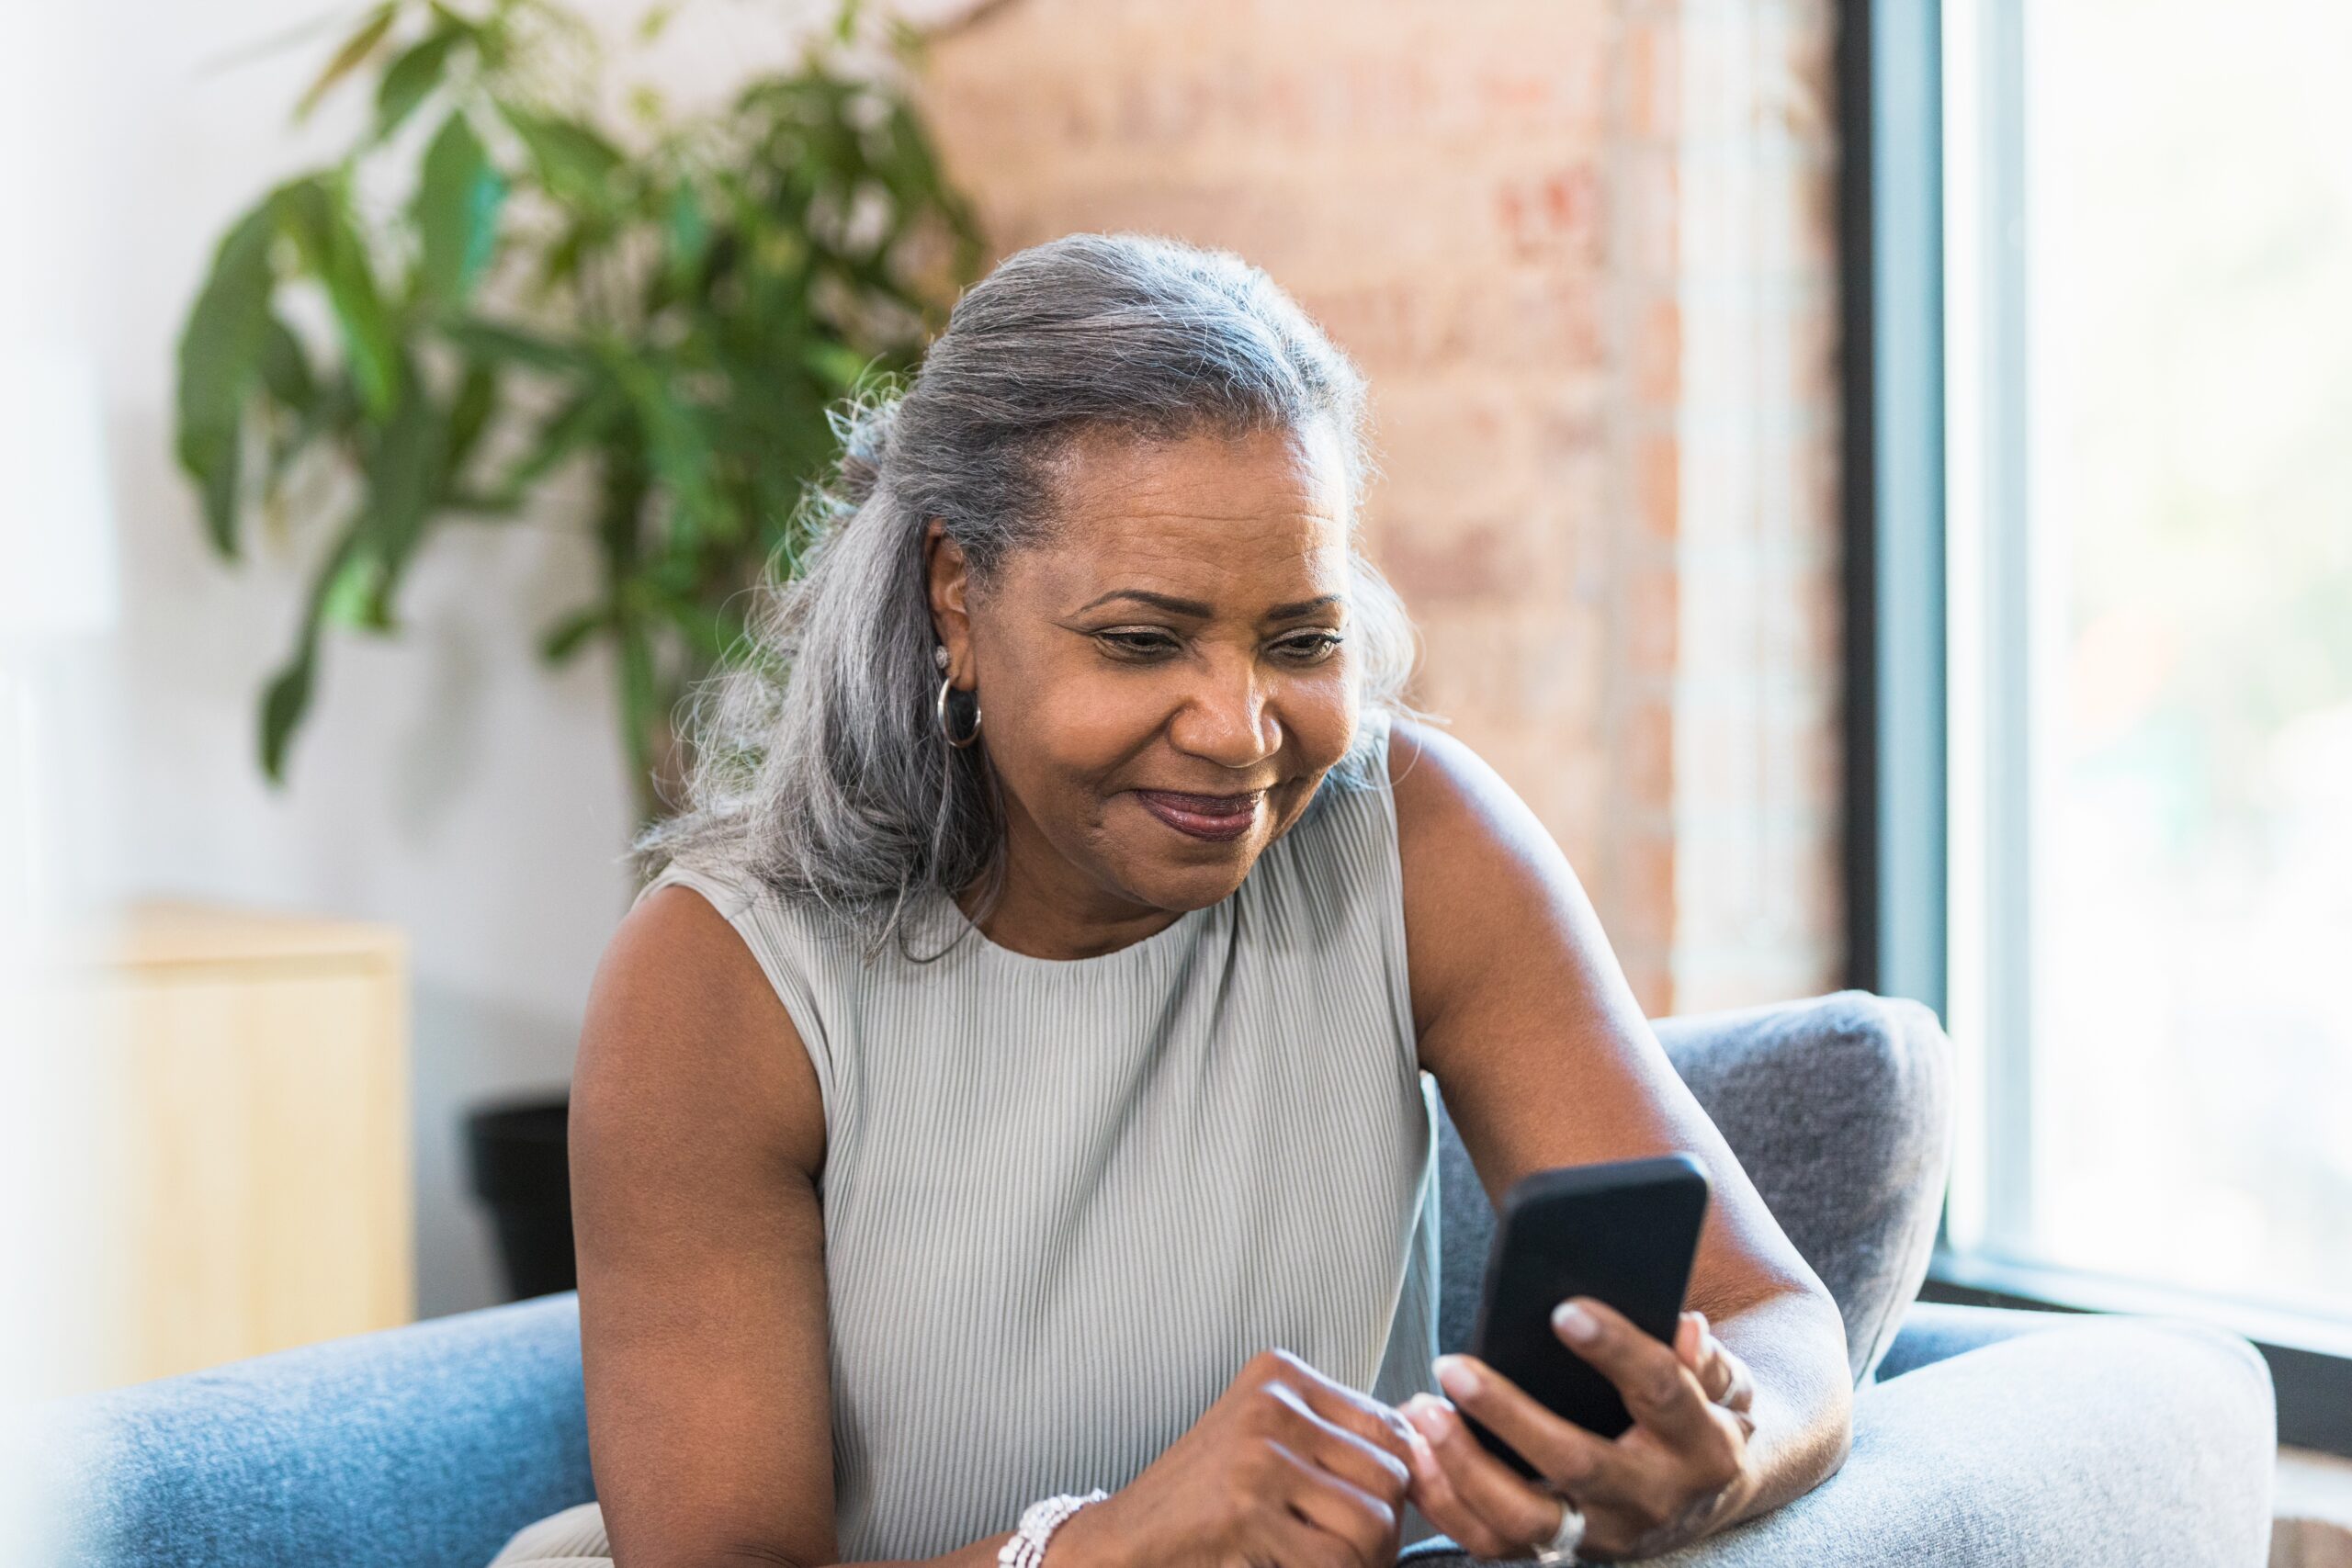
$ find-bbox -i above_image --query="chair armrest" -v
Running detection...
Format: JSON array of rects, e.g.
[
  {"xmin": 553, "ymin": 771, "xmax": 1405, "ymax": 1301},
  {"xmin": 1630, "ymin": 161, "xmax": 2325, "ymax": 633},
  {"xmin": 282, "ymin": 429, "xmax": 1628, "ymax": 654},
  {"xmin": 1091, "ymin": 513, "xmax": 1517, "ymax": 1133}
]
[
  {"xmin": 1401, "ymin": 1312, "xmax": 2277, "ymax": 1567},
  {"xmin": 1434, "ymin": 990, "xmax": 1956, "ymax": 1385},
  {"xmin": 24, "ymin": 1292, "xmax": 594, "ymax": 1568}
]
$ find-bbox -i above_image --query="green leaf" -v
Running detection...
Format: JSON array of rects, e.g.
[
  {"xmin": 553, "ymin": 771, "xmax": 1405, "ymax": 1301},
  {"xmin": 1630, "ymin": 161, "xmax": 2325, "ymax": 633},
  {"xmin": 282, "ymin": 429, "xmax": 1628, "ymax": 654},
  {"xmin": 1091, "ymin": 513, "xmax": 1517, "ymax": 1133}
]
[
  {"xmin": 275, "ymin": 175, "xmax": 401, "ymax": 418},
  {"xmin": 601, "ymin": 349, "xmax": 725, "ymax": 546},
  {"xmin": 663, "ymin": 179, "xmax": 710, "ymax": 280},
  {"xmin": 258, "ymin": 654, "xmax": 316, "ymax": 783},
  {"xmin": 660, "ymin": 594, "xmax": 743, "ymax": 665},
  {"xmin": 593, "ymin": 441, "xmax": 650, "ymax": 565},
  {"xmin": 257, "ymin": 316, "xmax": 316, "ymax": 411},
  {"xmin": 267, "ymin": 373, "xmax": 363, "ymax": 489},
  {"xmin": 536, "ymin": 217, "xmax": 590, "ymax": 296},
  {"xmin": 799, "ymin": 337, "xmax": 872, "ymax": 393},
  {"xmin": 319, "ymin": 542, "xmax": 380, "ymax": 629},
  {"xmin": 355, "ymin": 366, "xmax": 448, "ymax": 626},
  {"xmin": 443, "ymin": 489, "xmax": 525, "ymax": 516},
  {"xmin": 445, "ymin": 360, "xmax": 498, "ymax": 474},
  {"xmin": 413, "ymin": 114, "xmax": 506, "ymax": 305},
  {"xmin": 877, "ymin": 99, "xmax": 947, "ymax": 201},
  {"xmin": 538, "ymin": 604, "xmax": 608, "ymax": 664},
  {"xmin": 443, "ymin": 315, "xmax": 587, "ymax": 374},
  {"xmin": 625, "ymin": 84, "xmax": 665, "ymax": 127},
  {"xmin": 373, "ymin": 24, "xmax": 468, "ymax": 142},
  {"xmin": 492, "ymin": 382, "xmax": 617, "ymax": 499},
  {"xmin": 175, "ymin": 197, "xmax": 281, "ymax": 559},
  {"xmin": 294, "ymin": 2, "xmax": 396, "ymax": 122},
  {"xmin": 259, "ymin": 523, "xmax": 367, "ymax": 784},
  {"xmin": 496, "ymin": 102, "xmax": 623, "ymax": 209}
]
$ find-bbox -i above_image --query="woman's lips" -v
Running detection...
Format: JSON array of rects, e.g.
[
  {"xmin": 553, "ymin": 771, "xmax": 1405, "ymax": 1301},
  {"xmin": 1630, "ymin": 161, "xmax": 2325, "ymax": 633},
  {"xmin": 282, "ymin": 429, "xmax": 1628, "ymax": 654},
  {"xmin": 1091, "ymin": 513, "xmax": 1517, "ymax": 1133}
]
[{"xmin": 1135, "ymin": 789, "xmax": 1262, "ymax": 841}]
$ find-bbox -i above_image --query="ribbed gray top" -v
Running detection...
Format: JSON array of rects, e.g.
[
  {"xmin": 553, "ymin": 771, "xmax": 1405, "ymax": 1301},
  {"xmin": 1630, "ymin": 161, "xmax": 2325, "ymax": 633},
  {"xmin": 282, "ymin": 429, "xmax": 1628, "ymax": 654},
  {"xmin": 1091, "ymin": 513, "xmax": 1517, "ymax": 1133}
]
[{"xmin": 631, "ymin": 710, "xmax": 1441, "ymax": 1560}]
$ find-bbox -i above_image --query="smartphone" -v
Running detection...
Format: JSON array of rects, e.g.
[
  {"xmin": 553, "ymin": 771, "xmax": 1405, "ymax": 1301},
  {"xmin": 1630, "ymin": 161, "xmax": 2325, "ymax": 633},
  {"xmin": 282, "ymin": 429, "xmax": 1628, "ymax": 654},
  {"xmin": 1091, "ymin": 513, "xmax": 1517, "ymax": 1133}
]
[{"xmin": 1458, "ymin": 1152, "xmax": 1712, "ymax": 1482}]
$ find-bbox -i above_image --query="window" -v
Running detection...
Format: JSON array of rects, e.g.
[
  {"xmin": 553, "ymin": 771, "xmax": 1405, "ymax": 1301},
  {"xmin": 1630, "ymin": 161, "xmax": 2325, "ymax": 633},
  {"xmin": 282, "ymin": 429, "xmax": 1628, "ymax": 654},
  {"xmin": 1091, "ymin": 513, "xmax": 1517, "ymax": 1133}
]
[
  {"xmin": 1944, "ymin": 0, "xmax": 2352, "ymax": 1331},
  {"xmin": 1847, "ymin": 0, "xmax": 2352, "ymax": 1446}
]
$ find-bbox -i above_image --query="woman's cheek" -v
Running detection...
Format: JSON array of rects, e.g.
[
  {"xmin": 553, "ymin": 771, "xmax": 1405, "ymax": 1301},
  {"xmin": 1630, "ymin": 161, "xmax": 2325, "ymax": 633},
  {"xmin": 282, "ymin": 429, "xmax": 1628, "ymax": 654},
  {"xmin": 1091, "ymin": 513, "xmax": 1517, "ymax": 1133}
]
[
  {"xmin": 1281, "ymin": 669, "xmax": 1360, "ymax": 771},
  {"xmin": 1046, "ymin": 658, "xmax": 1177, "ymax": 749}
]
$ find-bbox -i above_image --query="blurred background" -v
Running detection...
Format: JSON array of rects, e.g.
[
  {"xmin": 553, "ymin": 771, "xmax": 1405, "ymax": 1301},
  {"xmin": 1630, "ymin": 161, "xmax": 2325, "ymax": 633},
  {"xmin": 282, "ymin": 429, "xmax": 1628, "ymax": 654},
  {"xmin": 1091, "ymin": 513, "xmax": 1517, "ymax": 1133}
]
[{"xmin": 1, "ymin": 0, "xmax": 2345, "ymax": 1557}]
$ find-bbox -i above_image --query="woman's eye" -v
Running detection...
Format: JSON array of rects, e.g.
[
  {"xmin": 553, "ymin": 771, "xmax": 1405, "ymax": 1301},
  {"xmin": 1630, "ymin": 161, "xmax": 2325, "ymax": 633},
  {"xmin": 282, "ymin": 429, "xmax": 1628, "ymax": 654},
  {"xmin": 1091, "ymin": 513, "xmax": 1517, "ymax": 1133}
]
[
  {"xmin": 1097, "ymin": 632, "xmax": 1177, "ymax": 657},
  {"xmin": 1280, "ymin": 633, "xmax": 1344, "ymax": 661}
]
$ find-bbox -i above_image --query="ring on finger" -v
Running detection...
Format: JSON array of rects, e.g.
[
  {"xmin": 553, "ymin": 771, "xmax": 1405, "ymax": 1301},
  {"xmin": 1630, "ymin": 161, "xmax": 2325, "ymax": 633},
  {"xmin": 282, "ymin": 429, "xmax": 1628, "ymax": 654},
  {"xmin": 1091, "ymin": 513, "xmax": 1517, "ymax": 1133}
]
[{"xmin": 1530, "ymin": 1494, "xmax": 1586, "ymax": 1564}]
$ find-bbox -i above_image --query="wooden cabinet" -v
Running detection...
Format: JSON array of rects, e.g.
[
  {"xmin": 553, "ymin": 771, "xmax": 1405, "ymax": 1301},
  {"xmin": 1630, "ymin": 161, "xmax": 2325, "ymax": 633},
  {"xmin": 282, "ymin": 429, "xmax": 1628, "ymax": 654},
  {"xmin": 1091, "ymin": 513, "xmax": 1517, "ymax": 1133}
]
[{"xmin": 53, "ymin": 898, "xmax": 414, "ymax": 1389}]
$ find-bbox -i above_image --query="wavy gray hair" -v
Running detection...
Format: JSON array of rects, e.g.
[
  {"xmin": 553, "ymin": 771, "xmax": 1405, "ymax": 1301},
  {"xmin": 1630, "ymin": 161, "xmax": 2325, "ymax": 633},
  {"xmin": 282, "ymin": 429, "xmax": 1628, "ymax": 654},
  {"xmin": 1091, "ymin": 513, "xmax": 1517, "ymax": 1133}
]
[{"xmin": 629, "ymin": 231, "xmax": 1434, "ymax": 962}]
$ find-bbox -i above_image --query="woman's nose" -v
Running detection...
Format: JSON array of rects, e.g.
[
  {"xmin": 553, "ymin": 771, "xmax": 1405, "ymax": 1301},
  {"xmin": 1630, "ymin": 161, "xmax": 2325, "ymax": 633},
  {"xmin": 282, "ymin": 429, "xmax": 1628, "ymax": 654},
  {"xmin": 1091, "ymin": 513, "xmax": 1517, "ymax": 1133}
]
[{"xmin": 1168, "ymin": 652, "xmax": 1278, "ymax": 770}]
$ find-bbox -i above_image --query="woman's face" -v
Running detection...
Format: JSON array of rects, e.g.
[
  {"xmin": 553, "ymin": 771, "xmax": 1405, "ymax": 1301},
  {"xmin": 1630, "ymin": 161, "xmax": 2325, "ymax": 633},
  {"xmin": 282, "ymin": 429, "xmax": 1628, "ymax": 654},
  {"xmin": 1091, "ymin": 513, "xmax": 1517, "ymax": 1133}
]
[{"xmin": 926, "ymin": 421, "xmax": 1361, "ymax": 931}]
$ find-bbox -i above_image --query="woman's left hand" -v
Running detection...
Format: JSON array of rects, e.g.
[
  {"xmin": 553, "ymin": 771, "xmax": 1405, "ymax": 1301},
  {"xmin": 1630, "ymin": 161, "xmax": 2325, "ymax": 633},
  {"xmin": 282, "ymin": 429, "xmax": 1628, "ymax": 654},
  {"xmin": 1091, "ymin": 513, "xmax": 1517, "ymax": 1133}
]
[{"xmin": 1398, "ymin": 1300, "xmax": 1760, "ymax": 1562}]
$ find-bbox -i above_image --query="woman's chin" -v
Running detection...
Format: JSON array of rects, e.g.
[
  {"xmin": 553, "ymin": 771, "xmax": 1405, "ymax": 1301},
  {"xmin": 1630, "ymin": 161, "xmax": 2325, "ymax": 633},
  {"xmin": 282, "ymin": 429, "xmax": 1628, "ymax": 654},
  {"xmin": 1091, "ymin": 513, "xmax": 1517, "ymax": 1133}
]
[{"xmin": 1118, "ymin": 854, "xmax": 1257, "ymax": 915}]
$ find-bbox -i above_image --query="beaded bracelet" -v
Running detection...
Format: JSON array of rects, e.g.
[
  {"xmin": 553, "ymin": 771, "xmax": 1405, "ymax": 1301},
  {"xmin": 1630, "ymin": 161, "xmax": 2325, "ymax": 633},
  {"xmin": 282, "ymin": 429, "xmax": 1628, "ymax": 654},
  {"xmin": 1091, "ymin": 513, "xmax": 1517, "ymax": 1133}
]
[{"xmin": 996, "ymin": 1488, "xmax": 1109, "ymax": 1568}]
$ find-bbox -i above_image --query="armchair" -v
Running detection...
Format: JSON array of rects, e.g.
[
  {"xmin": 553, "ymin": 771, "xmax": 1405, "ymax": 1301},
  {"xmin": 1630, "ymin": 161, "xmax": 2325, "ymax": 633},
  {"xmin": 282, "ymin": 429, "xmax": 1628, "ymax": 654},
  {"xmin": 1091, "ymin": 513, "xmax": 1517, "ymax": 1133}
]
[{"xmin": 30, "ymin": 991, "xmax": 2278, "ymax": 1567}]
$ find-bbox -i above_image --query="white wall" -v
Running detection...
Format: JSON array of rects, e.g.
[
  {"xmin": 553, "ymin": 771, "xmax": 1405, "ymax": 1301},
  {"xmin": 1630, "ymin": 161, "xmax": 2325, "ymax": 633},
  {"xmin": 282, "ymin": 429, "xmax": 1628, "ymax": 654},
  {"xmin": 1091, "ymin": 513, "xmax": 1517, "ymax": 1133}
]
[
  {"xmin": 3, "ymin": 6, "xmax": 106, "ymax": 1556},
  {"xmin": 80, "ymin": 0, "xmax": 649, "ymax": 1319}
]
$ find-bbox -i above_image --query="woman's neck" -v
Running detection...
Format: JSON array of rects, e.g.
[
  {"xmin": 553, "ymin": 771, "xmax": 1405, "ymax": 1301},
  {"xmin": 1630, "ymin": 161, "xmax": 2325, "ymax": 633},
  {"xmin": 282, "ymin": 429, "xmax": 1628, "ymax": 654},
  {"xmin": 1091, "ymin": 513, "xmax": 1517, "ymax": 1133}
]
[{"xmin": 955, "ymin": 814, "xmax": 1187, "ymax": 961}]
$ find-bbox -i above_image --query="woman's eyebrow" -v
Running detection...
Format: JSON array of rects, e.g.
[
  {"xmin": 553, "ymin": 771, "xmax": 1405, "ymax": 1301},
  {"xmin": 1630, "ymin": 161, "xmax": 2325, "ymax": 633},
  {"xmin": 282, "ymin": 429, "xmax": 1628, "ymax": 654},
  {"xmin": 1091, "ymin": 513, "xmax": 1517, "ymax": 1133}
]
[
  {"xmin": 1077, "ymin": 589, "xmax": 1343, "ymax": 620},
  {"xmin": 1078, "ymin": 589, "xmax": 1207, "ymax": 615}
]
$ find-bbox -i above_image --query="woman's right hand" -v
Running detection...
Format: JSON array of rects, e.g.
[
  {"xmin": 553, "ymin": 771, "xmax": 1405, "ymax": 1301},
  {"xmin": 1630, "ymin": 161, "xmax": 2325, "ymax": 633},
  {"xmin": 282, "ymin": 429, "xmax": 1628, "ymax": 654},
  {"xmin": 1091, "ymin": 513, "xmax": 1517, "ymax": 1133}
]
[{"xmin": 1051, "ymin": 1347, "xmax": 1424, "ymax": 1568}]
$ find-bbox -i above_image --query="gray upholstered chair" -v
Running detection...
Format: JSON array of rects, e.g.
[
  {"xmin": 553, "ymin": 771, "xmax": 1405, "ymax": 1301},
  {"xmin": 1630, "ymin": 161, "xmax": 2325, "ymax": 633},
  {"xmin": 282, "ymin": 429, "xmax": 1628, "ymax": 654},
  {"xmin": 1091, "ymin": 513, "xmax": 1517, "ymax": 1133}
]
[
  {"xmin": 1403, "ymin": 990, "xmax": 2278, "ymax": 1564},
  {"xmin": 29, "ymin": 991, "xmax": 2278, "ymax": 1566}
]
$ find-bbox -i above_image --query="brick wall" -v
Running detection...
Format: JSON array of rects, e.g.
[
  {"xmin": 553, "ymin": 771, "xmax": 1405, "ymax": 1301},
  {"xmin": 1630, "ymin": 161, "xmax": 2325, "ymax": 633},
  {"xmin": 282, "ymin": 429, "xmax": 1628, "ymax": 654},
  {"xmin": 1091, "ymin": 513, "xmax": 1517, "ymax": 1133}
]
[{"xmin": 916, "ymin": 0, "xmax": 1843, "ymax": 1016}]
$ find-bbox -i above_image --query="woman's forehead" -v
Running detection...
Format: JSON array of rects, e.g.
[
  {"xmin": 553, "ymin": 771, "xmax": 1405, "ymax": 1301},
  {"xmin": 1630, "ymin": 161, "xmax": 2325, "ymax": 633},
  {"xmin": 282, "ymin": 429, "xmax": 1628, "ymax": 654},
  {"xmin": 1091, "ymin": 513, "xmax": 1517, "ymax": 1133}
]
[{"xmin": 1018, "ymin": 423, "xmax": 1351, "ymax": 604}]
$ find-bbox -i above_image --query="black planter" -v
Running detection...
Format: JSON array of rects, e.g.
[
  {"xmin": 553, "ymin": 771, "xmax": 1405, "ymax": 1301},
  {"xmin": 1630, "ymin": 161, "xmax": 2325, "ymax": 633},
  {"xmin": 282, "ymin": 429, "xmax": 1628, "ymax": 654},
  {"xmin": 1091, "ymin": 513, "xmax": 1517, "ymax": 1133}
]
[{"xmin": 464, "ymin": 1094, "xmax": 575, "ymax": 1302}]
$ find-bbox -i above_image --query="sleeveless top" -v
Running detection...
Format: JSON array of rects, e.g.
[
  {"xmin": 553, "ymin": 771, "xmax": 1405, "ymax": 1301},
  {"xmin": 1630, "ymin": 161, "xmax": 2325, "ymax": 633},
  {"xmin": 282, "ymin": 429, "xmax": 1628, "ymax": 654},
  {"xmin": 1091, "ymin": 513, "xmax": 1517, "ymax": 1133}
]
[{"xmin": 628, "ymin": 709, "xmax": 1442, "ymax": 1561}]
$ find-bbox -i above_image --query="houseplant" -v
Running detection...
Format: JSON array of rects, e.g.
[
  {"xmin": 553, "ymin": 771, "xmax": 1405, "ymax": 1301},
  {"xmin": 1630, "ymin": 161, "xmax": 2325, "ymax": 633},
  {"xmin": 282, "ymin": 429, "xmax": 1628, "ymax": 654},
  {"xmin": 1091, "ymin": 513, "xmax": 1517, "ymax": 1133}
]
[
  {"xmin": 175, "ymin": 0, "xmax": 983, "ymax": 824},
  {"xmin": 174, "ymin": 0, "xmax": 983, "ymax": 1301}
]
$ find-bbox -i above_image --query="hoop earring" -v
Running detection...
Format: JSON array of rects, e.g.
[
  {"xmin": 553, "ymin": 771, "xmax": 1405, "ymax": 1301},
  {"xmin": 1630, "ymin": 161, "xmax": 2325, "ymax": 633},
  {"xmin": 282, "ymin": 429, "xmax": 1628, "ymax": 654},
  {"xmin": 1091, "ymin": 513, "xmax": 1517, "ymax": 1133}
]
[{"xmin": 936, "ymin": 674, "xmax": 983, "ymax": 749}]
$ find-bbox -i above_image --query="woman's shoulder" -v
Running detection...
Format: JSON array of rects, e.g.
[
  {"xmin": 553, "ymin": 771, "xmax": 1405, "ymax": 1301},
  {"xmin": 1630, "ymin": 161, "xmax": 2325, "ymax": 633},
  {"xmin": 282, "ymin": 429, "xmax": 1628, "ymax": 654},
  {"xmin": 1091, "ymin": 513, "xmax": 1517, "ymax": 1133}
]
[
  {"xmin": 591, "ymin": 866, "xmax": 830, "ymax": 1181},
  {"xmin": 1383, "ymin": 711, "xmax": 1600, "ymax": 1042},
  {"xmin": 1384, "ymin": 712, "xmax": 1532, "ymax": 856}
]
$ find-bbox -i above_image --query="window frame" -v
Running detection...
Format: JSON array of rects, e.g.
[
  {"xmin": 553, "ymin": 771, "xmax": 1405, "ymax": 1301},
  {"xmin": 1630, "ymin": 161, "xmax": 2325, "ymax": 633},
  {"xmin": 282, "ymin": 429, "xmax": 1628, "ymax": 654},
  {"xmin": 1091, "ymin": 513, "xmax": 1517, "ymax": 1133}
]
[{"xmin": 1837, "ymin": 0, "xmax": 2352, "ymax": 1455}]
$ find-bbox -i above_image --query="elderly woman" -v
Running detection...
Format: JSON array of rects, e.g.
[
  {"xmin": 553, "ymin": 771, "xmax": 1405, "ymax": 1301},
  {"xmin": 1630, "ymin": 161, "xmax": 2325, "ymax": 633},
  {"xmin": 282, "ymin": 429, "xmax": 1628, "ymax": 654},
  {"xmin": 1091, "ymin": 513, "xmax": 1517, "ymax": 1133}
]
[{"xmin": 491, "ymin": 233, "xmax": 1852, "ymax": 1568}]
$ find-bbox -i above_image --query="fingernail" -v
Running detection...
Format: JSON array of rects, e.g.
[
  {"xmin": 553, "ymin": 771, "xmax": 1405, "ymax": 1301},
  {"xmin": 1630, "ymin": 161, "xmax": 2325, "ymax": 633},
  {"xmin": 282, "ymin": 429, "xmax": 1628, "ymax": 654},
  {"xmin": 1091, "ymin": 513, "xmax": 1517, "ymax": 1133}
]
[
  {"xmin": 1434, "ymin": 1354, "xmax": 1480, "ymax": 1401},
  {"xmin": 1554, "ymin": 1301, "xmax": 1600, "ymax": 1343},
  {"xmin": 1404, "ymin": 1395, "xmax": 1445, "ymax": 1439}
]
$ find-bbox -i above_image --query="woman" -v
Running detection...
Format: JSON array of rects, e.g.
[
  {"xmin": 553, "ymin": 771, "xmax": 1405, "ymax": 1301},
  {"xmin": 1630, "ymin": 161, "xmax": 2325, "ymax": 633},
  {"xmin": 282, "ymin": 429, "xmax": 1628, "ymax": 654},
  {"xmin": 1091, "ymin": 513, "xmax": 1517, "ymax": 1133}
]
[{"xmin": 492, "ymin": 232, "xmax": 1853, "ymax": 1568}]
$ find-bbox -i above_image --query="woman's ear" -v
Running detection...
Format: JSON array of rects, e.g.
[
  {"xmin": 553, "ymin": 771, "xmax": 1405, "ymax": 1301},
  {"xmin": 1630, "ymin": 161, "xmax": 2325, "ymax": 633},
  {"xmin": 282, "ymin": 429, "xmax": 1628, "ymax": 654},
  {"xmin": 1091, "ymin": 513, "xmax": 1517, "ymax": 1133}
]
[{"xmin": 923, "ymin": 519, "xmax": 974, "ymax": 683}]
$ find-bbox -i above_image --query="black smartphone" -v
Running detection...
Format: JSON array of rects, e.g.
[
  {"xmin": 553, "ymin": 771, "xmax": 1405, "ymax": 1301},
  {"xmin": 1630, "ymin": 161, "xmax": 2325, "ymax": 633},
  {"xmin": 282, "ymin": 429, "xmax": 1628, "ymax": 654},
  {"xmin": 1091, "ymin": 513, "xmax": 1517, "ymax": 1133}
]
[{"xmin": 1459, "ymin": 1152, "xmax": 1712, "ymax": 1481}]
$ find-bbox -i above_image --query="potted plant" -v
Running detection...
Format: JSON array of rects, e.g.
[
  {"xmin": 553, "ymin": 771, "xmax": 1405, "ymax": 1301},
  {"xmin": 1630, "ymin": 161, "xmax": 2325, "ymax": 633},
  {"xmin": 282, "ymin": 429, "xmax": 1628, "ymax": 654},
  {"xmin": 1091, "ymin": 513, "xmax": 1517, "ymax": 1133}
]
[
  {"xmin": 176, "ymin": 0, "xmax": 981, "ymax": 818},
  {"xmin": 175, "ymin": 0, "xmax": 982, "ymax": 1299}
]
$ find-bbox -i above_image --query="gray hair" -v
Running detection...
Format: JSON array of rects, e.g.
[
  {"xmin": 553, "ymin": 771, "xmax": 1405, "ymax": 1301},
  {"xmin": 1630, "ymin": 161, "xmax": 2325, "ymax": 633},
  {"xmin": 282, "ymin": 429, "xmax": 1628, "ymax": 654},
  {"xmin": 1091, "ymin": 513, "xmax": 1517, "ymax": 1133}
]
[{"xmin": 629, "ymin": 231, "xmax": 1434, "ymax": 962}]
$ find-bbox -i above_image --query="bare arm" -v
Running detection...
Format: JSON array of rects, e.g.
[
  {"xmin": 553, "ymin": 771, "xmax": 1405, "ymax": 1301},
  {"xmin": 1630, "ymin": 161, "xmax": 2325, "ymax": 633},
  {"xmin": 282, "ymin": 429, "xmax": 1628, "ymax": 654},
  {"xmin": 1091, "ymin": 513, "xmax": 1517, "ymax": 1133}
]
[
  {"xmin": 573, "ymin": 886, "xmax": 1035, "ymax": 1568},
  {"xmin": 1387, "ymin": 718, "xmax": 1853, "ymax": 1546}
]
